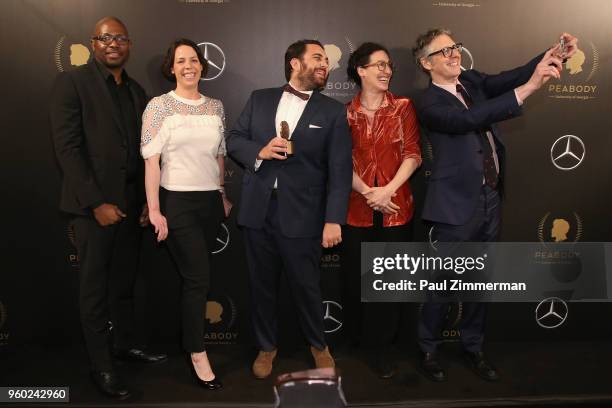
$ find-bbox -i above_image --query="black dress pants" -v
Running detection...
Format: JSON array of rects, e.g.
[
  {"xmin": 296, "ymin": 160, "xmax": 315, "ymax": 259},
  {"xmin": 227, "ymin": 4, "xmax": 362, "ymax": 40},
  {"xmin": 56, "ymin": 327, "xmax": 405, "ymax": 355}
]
[
  {"xmin": 243, "ymin": 194, "xmax": 326, "ymax": 351},
  {"xmin": 161, "ymin": 188, "xmax": 224, "ymax": 353},
  {"xmin": 72, "ymin": 185, "xmax": 142, "ymax": 372},
  {"xmin": 418, "ymin": 185, "xmax": 500, "ymax": 353},
  {"xmin": 341, "ymin": 211, "xmax": 413, "ymax": 349}
]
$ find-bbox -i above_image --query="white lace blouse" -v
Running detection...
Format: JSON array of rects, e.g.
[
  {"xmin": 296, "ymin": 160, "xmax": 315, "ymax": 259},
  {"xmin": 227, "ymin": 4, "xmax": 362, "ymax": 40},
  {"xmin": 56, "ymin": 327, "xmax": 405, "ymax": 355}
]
[{"xmin": 141, "ymin": 91, "xmax": 226, "ymax": 191}]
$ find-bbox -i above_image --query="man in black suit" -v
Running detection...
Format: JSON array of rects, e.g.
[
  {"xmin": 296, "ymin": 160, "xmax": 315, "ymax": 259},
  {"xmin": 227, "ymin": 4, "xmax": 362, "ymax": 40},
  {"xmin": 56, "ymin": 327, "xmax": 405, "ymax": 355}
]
[
  {"xmin": 50, "ymin": 16, "xmax": 166, "ymax": 399},
  {"xmin": 411, "ymin": 28, "xmax": 577, "ymax": 382},
  {"xmin": 227, "ymin": 39, "xmax": 352, "ymax": 379}
]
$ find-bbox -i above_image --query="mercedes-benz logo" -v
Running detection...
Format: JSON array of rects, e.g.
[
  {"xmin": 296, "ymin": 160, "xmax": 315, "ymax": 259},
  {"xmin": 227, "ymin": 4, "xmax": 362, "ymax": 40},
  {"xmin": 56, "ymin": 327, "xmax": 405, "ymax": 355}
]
[
  {"xmin": 322, "ymin": 300, "xmax": 342, "ymax": 333},
  {"xmin": 460, "ymin": 46, "xmax": 474, "ymax": 71},
  {"xmin": 551, "ymin": 135, "xmax": 585, "ymax": 171},
  {"xmin": 212, "ymin": 222, "xmax": 230, "ymax": 254},
  {"xmin": 197, "ymin": 42, "xmax": 226, "ymax": 81},
  {"xmin": 535, "ymin": 297, "xmax": 568, "ymax": 329},
  {"xmin": 428, "ymin": 226, "xmax": 438, "ymax": 251}
]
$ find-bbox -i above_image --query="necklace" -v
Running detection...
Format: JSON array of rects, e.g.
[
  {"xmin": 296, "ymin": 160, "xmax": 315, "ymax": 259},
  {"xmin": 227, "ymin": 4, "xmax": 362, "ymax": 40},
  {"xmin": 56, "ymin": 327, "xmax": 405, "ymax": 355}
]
[{"xmin": 360, "ymin": 97, "xmax": 383, "ymax": 111}]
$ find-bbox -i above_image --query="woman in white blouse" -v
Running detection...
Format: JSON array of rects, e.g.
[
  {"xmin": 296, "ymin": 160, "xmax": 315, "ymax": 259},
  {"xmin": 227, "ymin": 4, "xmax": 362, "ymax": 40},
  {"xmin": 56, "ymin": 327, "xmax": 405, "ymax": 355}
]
[{"xmin": 141, "ymin": 39, "xmax": 231, "ymax": 390}]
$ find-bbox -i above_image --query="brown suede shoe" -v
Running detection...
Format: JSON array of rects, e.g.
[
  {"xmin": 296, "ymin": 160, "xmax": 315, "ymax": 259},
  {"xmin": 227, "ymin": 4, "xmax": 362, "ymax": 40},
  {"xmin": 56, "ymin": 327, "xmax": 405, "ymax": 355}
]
[
  {"xmin": 252, "ymin": 349, "xmax": 277, "ymax": 379},
  {"xmin": 310, "ymin": 346, "xmax": 335, "ymax": 369}
]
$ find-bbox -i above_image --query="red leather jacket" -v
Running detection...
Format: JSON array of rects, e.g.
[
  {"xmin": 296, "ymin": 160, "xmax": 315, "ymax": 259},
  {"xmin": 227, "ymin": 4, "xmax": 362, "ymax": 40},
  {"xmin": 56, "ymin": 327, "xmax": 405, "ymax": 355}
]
[{"xmin": 346, "ymin": 91, "xmax": 422, "ymax": 227}]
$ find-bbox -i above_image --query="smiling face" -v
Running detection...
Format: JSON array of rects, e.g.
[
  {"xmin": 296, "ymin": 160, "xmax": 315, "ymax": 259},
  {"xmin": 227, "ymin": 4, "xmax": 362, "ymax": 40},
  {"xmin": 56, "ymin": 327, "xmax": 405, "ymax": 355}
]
[
  {"xmin": 91, "ymin": 19, "xmax": 130, "ymax": 69},
  {"xmin": 358, "ymin": 50, "xmax": 392, "ymax": 93},
  {"xmin": 172, "ymin": 45, "xmax": 203, "ymax": 90},
  {"xmin": 291, "ymin": 44, "xmax": 329, "ymax": 90},
  {"xmin": 420, "ymin": 34, "xmax": 462, "ymax": 84}
]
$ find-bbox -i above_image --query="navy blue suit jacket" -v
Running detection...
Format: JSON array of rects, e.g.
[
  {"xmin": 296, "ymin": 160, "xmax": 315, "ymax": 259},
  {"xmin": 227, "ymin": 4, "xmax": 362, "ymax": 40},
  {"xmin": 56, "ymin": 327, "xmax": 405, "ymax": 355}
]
[
  {"xmin": 415, "ymin": 53, "xmax": 543, "ymax": 225},
  {"xmin": 227, "ymin": 87, "xmax": 352, "ymax": 238}
]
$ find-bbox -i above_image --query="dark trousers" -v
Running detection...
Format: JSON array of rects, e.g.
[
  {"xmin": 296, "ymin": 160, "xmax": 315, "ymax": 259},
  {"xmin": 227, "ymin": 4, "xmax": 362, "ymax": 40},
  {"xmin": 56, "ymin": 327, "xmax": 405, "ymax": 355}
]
[
  {"xmin": 243, "ymin": 194, "xmax": 326, "ymax": 351},
  {"xmin": 418, "ymin": 185, "xmax": 500, "ymax": 353},
  {"xmin": 72, "ymin": 185, "xmax": 142, "ymax": 372},
  {"xmin": 161, "ymin": 188, "xmax": 224, "ymax": 353},
  {"xmin": 341, "ymin": 211, "xmax": 413, "ymax": 349}
]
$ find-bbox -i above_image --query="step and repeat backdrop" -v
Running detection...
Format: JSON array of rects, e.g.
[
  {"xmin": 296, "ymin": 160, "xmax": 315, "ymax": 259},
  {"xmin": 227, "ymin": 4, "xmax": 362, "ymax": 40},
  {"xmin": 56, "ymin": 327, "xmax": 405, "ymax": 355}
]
[{"xmin": 1, "ymin": 0, "xmax": 611, "ymax": 352}]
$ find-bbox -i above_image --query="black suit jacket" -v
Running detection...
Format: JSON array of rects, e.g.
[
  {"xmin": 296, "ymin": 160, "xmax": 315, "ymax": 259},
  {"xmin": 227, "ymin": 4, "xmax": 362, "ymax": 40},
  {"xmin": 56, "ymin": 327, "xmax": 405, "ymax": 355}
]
[
  {"xmin": 227, "ymin": 87, "xmax": 352, "ymax": 238},
  {"xmin": 414, "ymin": 53, "xmax": 542, "ymax": 225},
  {"xmin": 50, "ymin": 60, "xmax": 148, "ymax": 216}
]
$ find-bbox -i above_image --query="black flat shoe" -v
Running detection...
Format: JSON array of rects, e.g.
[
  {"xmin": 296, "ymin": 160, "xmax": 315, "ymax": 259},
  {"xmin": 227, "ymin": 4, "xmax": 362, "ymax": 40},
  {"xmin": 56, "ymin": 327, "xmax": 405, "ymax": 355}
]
[
  {"xmin": 465, "ymin": 351, "xmax": 499, "ymax": 382},
  {"xmin": 419, "ymin": 352, "xmax": 446, "ymax": 382},
  {"xmin": 90, "ymin": 370, "xmax": 131, "ymax": 400},
  {"xmin": 188, "ymin": 355, "xmax": 223, "ymax": 390},
  {"xmin": 113, "ymin": 348, "xmax": 168, "ymax": 364}
]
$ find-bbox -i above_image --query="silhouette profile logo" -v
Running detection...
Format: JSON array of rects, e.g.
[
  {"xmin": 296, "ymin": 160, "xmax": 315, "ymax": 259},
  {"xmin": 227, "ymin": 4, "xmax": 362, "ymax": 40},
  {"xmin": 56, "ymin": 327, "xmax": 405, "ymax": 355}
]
[
  {"xmin": 55, "ymin": 36, "xmax": 90, "ymax": 72},
  {"xmin": 70, "ymin": 44, "xmax": 90, "ymax": 66},
  {"xmin": 323, "ymin": 44, "xmax": 342, "ymax": 71},
  {"xmin": 565, "ymin": 49, "xmax": 585, "ymax": 75},
  {"xmin": 205, "ymin": 301, "xmax": 223, "ymax": 324},
  {"xmin": 538, "ymin": 212, "xmax": 582, "ymax": 245},
  {"xmin": 551, "ymin": 218, "xmax": 570, "ymax": 242}
]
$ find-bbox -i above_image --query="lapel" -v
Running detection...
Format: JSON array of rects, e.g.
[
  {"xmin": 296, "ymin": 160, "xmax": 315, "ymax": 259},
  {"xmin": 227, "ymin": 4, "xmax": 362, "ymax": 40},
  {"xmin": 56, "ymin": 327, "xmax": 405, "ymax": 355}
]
[
  {"xmin": 129, "ymin": 84, "xmax": 144, "ymax": 129},
  {"xmin": 429, "ymin": 81, "xmax": 465, "ymax": 110},
  {"xmin": 88, "ymin": 61, "xmax": 127, "ymax": 140},
  {"xmin": 293, "ymin": 90, "xmax": 323, "ymax": 139},
  {"xmin": 266, "ymin": 88, "xmax": 285, "ymax": 136}
]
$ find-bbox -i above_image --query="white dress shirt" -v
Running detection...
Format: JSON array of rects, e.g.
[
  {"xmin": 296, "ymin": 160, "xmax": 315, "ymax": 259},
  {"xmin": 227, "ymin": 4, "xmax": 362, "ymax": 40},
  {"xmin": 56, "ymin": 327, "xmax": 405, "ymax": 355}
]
[{"xmin": 255, "ymin": 81, "xmax": 313, "ymax": 188}]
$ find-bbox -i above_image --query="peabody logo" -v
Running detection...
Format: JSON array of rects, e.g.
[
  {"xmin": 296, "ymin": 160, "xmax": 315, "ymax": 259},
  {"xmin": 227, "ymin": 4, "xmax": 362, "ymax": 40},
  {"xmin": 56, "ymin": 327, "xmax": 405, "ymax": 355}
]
[
  {"xmin": 419, "ymin": 302, "xmax": 463, "ymax": 341},
  {"xmin": 550, "ymin": 135, "xmax": 585, "ymax": 171},
  {"xmin": 322, "ymin": 300, "xmax": 342, "ymax": 333},
  {"xmin": 320, "ymin": 253, "xmax": 340, "ymax": 268},
  {"xmin": 547, "ymin": 41, "xmax": 599, "ymax": 101},
  {"xmin": 55, "ymin": 36, "xmax": 90, "ymax": 72},
  {"xmin": 204, "ymin": 293, "xmax": 238, "ymax": 344},
  {"xmin": 535, "ymin": 297, "xmax": 568, "ymax": 329},
  {"xmin": 212, "ymin": 222, "xmax": 230, "ymax": 254},
  {"xmin": 197, "ymin": 42, "xmax": 226, "ymax": 81},
  {"xmin": 538, "ymin": 212, "xmax": 583, "ymax": 244},
  {"xmin": 322, "ymin": 37, "xmax": 358, "ymax": 100}
]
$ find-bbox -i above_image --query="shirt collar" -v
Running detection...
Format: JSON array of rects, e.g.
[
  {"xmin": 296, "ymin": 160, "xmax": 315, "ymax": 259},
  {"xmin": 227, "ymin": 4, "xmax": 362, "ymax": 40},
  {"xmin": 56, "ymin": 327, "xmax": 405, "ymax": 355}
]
[
  {"xmin": 287, "ymin": 80, "xmax": 314, "ymax": 97},
  {"xmin": 432, "ymin": 79, "xmax": 461, "ymax": 96},
  {"xmin": 94, "ymin": 59, "xmax": 130, "ymax": 85}
]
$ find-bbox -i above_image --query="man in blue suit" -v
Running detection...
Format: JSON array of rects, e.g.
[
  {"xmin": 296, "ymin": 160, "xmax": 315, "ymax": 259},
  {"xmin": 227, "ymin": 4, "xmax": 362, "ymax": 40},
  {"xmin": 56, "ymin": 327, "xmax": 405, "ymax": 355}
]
[
  {"xmin": 227, "ymin": 39, "xmax": 352, "ymax": 379},
  {"xmin": 411, "ymin": 28, "xmax": 578, "ymax": 382}
]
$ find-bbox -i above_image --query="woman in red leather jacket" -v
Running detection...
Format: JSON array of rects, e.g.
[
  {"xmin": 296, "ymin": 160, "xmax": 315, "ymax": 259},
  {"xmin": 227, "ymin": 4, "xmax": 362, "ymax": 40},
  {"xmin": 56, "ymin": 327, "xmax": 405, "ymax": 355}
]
[{"xmin": 342, "ymin": 42, "xmax": 422, "ymax": 379}]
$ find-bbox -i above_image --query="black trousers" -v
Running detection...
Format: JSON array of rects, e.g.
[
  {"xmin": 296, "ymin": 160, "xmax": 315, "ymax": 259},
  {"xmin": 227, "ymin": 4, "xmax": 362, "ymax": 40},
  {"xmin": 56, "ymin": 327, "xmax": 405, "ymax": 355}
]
[
  {"xmin": 243, "ymin": 194, "xmax": 326, "ymax": 351},
  {"xmin": 72, "ymin": 184, "xmax": 143, "ymax": 372},
  {"xmin": 161, "ymin": 188, "xmax": 224, "ymax": 353},
  {"xmin": 418, "ymin": 185, "xmax": 500, "ymax": 353},
  {"xmin": 341, "ymin": 211, "xmax": 413, "ymax": 349}
]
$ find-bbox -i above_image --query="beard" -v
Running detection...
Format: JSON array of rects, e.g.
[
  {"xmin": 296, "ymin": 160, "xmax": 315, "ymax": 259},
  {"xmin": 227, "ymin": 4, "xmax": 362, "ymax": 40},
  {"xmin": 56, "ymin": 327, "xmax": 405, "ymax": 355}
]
[{"xmin": 296, "ymin": 61, "xmax": 328, "ymax": 91}]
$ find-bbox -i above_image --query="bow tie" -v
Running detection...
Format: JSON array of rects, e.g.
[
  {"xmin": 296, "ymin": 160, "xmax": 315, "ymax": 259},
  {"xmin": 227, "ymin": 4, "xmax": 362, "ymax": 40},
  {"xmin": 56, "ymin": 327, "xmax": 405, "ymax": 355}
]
[{"xmin": 283, "ymin": 84, "xmax": 310, "ymax": 101}]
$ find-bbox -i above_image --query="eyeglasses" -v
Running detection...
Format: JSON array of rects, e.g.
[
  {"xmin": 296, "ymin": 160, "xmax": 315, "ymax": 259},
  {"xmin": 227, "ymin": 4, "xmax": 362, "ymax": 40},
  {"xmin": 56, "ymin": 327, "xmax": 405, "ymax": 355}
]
[
  {"xmin": 92, "ymin": 34, "xmax": 130, "ymax": 45},
  {"xmin": 361, "ymin": 61, "xmax": 395, "ymax": 71},
  {"xmin": 427, "ymin": 43, "xmax": 463, "ymax": 58}
]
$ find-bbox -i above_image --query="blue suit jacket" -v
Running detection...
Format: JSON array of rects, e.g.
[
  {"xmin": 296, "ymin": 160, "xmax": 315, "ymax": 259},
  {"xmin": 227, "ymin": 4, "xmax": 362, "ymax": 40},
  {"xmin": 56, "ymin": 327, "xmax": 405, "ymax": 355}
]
[
  {"xmin": 414, "ymin": 53, "xmax": 543, "ymax": 225},
  {"xmin": 227, "ymin": 87, "xmax": 352, "ymax": 238}
]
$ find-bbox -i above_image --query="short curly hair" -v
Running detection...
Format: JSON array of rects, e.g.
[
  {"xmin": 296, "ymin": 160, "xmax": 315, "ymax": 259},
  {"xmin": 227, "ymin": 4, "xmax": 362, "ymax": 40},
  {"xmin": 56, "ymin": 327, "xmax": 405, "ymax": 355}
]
[
  {"xmin": 161, "ymin": 38, "xmax": 208, "ymax": 82},
  {"xmin": 411, "ymin": 28, "xmax": 453, "ymax": 74},
  {"xmin": 346, "ymin": 42, "xmax": 390, "ymax": 88}
]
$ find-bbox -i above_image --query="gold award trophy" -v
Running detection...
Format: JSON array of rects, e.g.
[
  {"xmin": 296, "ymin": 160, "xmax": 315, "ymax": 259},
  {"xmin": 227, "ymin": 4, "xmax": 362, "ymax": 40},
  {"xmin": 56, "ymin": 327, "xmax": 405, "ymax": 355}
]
[{"xmin": 280, "ymin": 120, "xmax": 293, "ymax": 157}]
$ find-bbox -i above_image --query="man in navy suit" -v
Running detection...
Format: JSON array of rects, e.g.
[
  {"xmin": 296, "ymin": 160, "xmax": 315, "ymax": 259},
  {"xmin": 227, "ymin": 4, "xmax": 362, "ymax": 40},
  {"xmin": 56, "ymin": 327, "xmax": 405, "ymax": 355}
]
[
  {"xmin": 411, "ymin": 28, "xmax": 578, "ymax": 382},
  {"xmin": 227, "ymin": 39, "xmax": 352, "ymax": 379}
]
